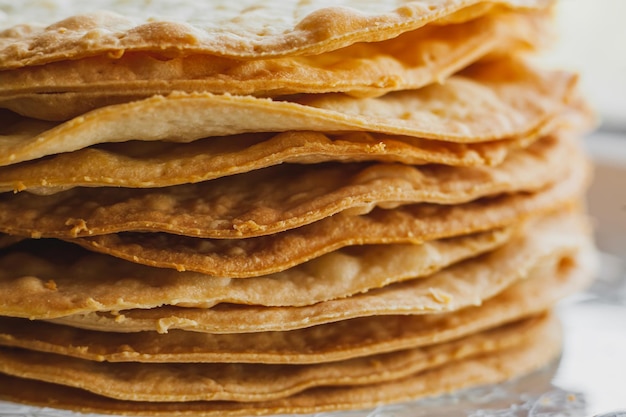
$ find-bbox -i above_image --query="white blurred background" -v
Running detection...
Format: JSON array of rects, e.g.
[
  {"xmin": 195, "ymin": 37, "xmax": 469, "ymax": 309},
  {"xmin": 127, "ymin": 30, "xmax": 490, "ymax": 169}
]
[{"xmin": 546, "ymin": 0, "xmax": 626, "ymax": 130}]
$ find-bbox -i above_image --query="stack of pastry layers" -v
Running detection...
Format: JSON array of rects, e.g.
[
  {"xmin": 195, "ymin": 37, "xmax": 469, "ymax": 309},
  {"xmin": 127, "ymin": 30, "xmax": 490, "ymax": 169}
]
[{"xmin": 0, "ymin": 0, "xmax": 595, "ymax": 415}]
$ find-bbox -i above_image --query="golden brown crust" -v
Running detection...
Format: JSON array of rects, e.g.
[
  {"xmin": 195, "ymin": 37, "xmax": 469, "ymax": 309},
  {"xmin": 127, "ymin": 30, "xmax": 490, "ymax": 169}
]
[
  {"xmin": 0, "ymin": 131, "xmax": 537, "ymax": 194},
  {"xmin": 48, "ymin": 211, "xmax": 590, "ymax": 333},
  {"xmin": 0, "ymin": 314, "xmax": 555, "ymax": 403},
  {"xmin": 0, "ymin": 227, "xmax": 512, "ymax": 318},
  {"xmin": 0, "ymin": 135, "xmax": 573, "ymax": 239},
  {"xmin": 64, "ymin": 159, "xmax": 588, "ymax": 277},
  {"xmin": 0, "ymin": 0, "xmax": 554, "ymax": 70},
  {"xmin": 0, "ymin": 246, "xmax": 594, "ymax": 364},
  {"xmin": 0, "ymin": 314, "xmax": 562, "ymax": 415},
  {"xmin": 0, "ymin": 9, "xmax": 551, "ymax": 121},
  {"xmin": 0, "ymin": 59, "xmax": 576, "ymax": 166}
]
